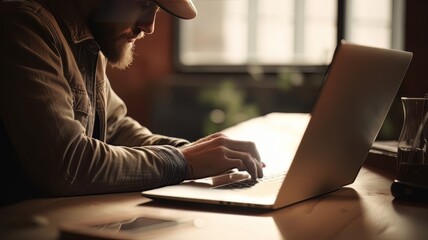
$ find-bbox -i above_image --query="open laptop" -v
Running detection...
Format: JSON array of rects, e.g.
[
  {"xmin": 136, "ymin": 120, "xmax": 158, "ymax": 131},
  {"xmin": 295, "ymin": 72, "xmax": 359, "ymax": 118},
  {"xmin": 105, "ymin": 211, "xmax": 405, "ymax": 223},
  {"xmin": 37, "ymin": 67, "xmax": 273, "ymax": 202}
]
[{"xmin": 142, "ymin": 41, "xmax": 413, "ymax": 210}]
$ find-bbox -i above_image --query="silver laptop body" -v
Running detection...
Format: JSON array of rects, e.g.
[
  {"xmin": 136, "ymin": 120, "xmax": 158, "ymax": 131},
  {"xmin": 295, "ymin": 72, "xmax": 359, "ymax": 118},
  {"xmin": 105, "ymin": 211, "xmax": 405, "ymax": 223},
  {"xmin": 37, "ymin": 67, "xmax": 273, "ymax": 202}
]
[{"xmin": 142, "ymin": 41, "xmax": 413, "ymax": 210}]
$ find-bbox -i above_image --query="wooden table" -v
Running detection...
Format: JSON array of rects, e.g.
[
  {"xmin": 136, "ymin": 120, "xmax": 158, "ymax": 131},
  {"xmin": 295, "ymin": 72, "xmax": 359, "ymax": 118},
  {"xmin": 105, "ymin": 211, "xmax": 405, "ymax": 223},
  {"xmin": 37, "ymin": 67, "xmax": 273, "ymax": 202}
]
[{"xmin": 1, "ymin": 113, "xmax": 427, "ymax": 240}]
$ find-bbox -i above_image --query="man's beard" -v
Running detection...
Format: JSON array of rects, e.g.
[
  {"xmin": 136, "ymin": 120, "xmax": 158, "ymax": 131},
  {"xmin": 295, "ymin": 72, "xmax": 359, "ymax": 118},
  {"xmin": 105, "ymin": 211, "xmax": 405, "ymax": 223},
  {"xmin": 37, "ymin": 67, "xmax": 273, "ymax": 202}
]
[
  {"xmin": 104, "ymin": 38, "xmax": 136, "ymax": 70},
  {"xmin": 89, "ymin": 22, "xmax": 142, "ymax": 70}
]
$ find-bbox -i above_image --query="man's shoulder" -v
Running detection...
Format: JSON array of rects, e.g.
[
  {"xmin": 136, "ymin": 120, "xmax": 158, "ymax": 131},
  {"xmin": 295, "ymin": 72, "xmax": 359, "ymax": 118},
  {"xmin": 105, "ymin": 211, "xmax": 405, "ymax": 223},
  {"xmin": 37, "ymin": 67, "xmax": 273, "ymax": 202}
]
[
  {"xmin": 1, "ymin": 0, "xmax": 42, "ymax": 15},
  {"xmin": 0, "ymin": 0, "xmax": 65, "ymax": 59},
  {"xmin": 1, "ymin": 0, "xmax": 57, "ymax": 27}
]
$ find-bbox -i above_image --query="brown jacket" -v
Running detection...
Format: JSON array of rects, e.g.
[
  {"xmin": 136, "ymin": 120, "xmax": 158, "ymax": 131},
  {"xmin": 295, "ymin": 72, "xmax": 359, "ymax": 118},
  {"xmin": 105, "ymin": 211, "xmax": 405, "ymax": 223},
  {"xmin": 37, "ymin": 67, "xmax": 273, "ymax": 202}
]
[{"xmin": 0, "ymin": 0, "xmax": 189, "ymax": 205}]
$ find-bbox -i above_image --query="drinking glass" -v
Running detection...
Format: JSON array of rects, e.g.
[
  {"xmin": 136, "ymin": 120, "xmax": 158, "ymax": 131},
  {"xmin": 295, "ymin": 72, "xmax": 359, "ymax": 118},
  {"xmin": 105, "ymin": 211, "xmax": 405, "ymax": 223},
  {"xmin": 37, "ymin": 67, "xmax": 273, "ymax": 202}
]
[{"xmin": 397, "ymin": 97, "xmax": 428, "ymax": 185}]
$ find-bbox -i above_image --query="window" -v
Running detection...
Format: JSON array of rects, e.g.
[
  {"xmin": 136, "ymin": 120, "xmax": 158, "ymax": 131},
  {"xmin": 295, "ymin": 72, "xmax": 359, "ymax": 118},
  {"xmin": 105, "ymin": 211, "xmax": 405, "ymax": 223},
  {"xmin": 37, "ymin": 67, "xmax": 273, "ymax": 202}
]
[
  {"xmin": 176, "ymin": 0, "xmax": 404, "ymax": 71},
  {"xmin": 345, "ymin": 0, "xmax": 404, "ymax": 50},
  {"xmin": 156, "ymin": 0, "xmax": 406, "ymax": 140}
]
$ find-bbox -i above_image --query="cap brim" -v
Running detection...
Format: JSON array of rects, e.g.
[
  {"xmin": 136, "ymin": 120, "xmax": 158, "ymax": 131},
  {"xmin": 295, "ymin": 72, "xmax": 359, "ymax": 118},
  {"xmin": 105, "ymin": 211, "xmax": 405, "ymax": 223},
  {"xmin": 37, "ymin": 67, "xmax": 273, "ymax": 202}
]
[{"xmin": 154, "ymin": 0, "xmax": 197, "ymax": 19}]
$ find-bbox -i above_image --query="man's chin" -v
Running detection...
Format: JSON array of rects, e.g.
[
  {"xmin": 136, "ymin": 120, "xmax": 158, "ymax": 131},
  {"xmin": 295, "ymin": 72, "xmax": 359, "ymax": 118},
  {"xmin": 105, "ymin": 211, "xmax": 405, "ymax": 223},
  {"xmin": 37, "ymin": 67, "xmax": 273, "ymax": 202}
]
[{"xmin": 107, "ymin": 42, "xmax": 135, "ymax": 70}]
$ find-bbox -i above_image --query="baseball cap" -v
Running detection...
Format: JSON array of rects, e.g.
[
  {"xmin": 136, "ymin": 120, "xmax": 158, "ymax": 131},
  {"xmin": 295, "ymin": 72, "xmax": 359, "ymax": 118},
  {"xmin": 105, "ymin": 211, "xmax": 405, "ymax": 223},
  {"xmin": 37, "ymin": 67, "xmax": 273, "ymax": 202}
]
[{"xmin": 154, "ymin": 0, "xmax": 197, "ymax": 19}]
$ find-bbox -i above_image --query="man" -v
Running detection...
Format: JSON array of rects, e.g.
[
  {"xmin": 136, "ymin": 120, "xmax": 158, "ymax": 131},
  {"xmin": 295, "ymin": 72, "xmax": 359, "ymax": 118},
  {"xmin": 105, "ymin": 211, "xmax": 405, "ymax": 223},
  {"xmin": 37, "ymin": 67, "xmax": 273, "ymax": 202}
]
[{"xmin": 0, "ymin": 0, "xmax": 264, "ymax": 206}]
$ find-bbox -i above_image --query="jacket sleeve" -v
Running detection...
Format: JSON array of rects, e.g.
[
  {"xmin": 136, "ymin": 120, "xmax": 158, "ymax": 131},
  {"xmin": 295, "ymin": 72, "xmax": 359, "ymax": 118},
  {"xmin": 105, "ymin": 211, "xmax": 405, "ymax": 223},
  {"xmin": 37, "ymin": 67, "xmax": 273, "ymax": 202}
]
[
  {"xmin": 104, "ymin": 79, "xmax": 190, "ymax": 148},
  {"xmin": 0, "ymin": 5, "xmax": 189, "ymax": 197}
]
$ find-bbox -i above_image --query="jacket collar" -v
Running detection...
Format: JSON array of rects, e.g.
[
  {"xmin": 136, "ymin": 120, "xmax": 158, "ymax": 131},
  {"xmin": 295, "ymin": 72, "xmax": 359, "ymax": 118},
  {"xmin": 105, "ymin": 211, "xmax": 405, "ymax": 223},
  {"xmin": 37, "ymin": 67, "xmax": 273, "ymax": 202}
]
[{"xmin": 41, "ymin": 0, "xmax": 94, "ymax": 44}]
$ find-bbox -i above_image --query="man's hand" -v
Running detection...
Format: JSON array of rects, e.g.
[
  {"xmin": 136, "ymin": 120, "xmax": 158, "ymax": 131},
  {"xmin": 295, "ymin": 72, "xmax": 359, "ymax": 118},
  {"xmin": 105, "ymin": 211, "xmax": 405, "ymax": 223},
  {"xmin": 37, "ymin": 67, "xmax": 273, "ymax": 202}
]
[{"xmin": 179, "ymin": 133, "xmax": 265, "ymax": 180}]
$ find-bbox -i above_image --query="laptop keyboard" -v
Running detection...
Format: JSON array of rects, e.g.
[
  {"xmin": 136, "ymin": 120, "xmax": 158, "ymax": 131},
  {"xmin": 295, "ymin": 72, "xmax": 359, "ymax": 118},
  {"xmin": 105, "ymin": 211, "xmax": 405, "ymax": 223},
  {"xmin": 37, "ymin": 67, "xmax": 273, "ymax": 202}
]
[{"xmin": 215, "ymin": 171, "xmax": 286, "ymax": 190}]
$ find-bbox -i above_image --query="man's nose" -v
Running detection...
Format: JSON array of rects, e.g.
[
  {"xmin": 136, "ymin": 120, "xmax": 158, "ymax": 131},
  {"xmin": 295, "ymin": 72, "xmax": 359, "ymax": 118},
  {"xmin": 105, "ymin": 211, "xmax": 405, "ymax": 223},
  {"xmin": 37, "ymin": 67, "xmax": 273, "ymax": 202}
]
[{"xmin": 135, "ymin": 10, "xmax": 157, "ymax": 34}]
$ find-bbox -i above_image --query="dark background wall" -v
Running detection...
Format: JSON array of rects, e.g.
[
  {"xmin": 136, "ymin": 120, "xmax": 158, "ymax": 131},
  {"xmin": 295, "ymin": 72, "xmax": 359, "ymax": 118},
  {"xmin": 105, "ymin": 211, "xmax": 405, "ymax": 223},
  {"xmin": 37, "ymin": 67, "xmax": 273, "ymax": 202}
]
[{"xmin": 403, "ymin": 1, "xmax": 428, "ymax": 97}]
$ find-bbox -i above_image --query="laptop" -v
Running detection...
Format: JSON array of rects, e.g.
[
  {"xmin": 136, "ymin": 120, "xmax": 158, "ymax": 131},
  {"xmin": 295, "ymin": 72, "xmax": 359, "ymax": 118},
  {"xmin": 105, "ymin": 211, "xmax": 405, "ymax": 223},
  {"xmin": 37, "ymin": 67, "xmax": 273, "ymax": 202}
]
[{"xmin": 142, "ymin": 41, "xmax": 413, "ymax": 210}]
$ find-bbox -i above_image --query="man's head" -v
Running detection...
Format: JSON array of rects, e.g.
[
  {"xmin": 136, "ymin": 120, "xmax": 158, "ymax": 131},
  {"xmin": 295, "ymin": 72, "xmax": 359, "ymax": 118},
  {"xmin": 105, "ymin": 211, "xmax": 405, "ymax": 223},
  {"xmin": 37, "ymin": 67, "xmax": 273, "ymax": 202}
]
[{"xmin": 86, "ymin": 0, "xmax": 196, "ymax": 69}]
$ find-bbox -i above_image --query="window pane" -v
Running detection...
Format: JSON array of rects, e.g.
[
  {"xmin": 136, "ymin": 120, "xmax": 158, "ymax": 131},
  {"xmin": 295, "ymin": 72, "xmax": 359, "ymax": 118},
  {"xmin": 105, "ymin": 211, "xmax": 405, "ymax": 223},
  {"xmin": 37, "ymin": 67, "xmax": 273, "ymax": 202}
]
[
  {"xmin": 255, "ymin": 0, "xmax": 295, "ymax": 64},
  {"xmin": 179, "ymin": 0, "xmax": 337, "ymax": 67},
  {"xmin": 179, "ymin": 0, "xmax": 249, "ymax": 65},
  {"xmin": 345, "ymin": 0, "xmax": 393, "ymax": 48},
  {"xmin": 304, "ymin": 0, "xmax": 337, "ymax": 64}
]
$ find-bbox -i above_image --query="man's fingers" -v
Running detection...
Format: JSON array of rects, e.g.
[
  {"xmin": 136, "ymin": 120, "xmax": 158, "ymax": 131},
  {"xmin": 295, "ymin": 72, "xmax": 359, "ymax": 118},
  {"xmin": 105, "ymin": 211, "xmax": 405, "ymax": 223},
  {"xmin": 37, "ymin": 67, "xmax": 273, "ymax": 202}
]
[
  {"xmin": 190, "ymin": 133, "xmax": 262, "ymax": 164},
  {"xmin": 224, "ymin": 149, "xmax": 261, "ymax": 179},
  {"xmin": 217, "ymin": 137, "xmax": 262, "ymax": 163},
  {"xmin": 181, "ymin": 132, "xmax": 264, "ymax": 180}
]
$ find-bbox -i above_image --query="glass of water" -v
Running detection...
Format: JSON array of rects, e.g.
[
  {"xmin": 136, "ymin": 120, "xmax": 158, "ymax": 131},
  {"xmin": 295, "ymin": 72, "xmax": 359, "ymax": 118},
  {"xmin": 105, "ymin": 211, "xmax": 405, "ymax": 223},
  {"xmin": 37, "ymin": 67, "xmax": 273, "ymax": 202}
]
[{"xmin": 397, "ymin": 97, "xmax": 428, "ymax": 186}]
